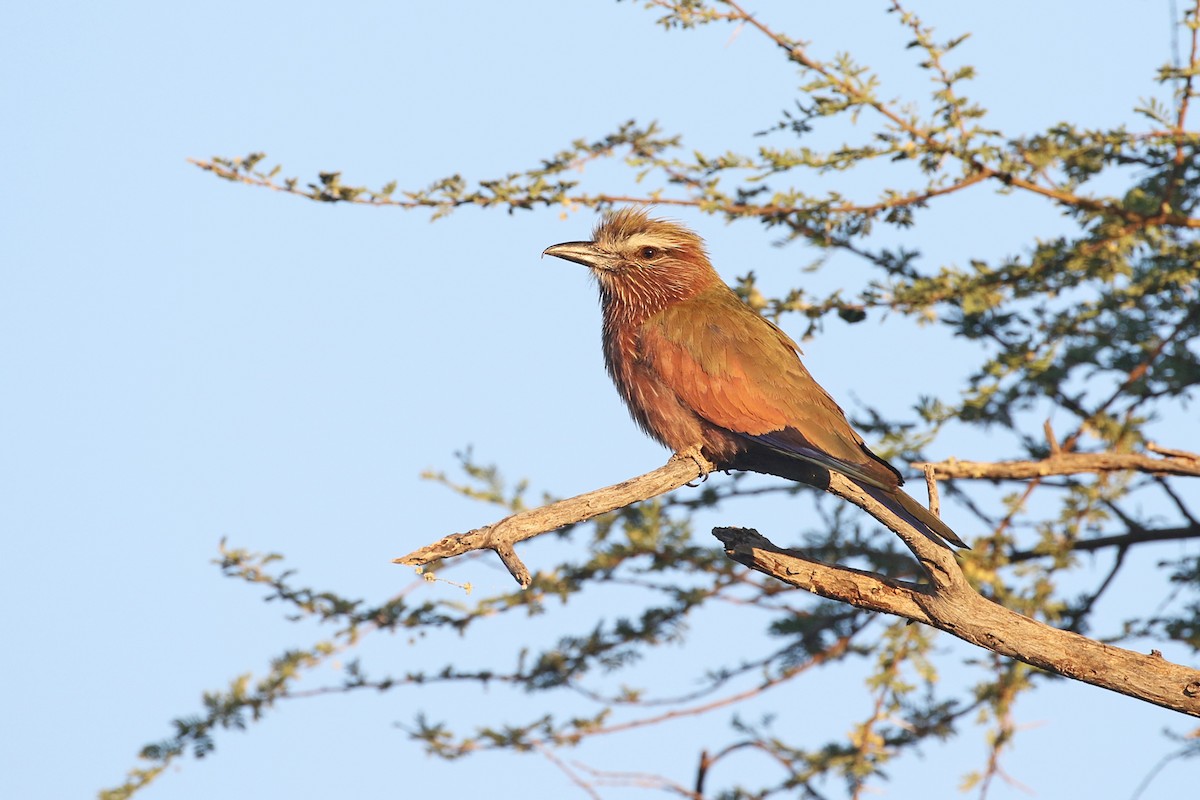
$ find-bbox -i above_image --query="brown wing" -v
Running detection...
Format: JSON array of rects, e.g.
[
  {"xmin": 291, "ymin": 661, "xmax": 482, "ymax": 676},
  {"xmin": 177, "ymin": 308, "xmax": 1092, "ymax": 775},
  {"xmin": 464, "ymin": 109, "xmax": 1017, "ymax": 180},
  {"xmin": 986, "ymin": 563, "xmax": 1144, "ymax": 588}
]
[{"xmin": 640, "ymin": 287, "xmax": 901, "ymax": 490}]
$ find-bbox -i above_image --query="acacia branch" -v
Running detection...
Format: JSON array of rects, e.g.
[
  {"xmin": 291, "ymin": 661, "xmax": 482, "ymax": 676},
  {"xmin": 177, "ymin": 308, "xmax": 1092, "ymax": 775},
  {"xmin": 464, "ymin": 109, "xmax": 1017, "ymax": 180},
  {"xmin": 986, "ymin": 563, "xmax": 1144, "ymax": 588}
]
[
  {"xmin": 395, "ymin": 454, "xmax": 713, "ymax": 587},
  {"xmin": 188, "ymin": 156, "xmax": 989, "ymax": 220},
  {"xmin": 715, "ymin": 478, "xmax": 1200, "ymax": 718},
  {"xmin": 722, "ymin": 0, "xmax": 1200, "ymax": 230},
  {"xmin": 399, "ymin": 454, "xmax": 1200, "ymax": 715},
  {"xmin": 915, "ymin": 446, "xmax": 1200, "ymax": 481}
]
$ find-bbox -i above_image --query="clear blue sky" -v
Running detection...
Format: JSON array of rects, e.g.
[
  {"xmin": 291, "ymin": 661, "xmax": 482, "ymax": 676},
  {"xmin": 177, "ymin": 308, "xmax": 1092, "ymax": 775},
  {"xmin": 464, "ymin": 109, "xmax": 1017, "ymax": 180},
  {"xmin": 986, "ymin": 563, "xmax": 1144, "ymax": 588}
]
[{"xmin": 3, "ymin": 2, "xmax": 1196, "ymax": 798}]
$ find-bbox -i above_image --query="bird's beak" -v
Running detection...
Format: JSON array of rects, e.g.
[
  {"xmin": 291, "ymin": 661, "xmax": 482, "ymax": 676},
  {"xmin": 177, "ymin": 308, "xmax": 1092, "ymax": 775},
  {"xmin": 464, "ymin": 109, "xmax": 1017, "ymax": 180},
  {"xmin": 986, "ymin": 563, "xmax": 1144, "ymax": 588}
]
[{"xmin": 542, "ymin": 241, "xmax": 614, "ymax": 271}]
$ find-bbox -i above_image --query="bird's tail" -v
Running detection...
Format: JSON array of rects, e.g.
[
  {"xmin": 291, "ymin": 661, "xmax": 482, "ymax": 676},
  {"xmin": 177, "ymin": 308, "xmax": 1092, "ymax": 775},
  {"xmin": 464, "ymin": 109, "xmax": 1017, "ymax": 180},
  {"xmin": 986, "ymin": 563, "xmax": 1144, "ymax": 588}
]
[
  {"xmin": 859, "ymin": 484, "xmax": 969, "ymax": 550},
  {"xmin": 729, "ymin": 450, "xmax": 968, "ymax": 549}
]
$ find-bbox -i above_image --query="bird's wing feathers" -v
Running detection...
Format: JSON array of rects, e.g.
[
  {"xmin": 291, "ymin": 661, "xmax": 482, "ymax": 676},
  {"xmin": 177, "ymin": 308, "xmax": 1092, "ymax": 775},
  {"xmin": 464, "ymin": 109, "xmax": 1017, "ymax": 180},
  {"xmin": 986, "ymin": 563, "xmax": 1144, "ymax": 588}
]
[{"xmin": 641, "ymin": 289, "xmax": 899, "ymax": 489}]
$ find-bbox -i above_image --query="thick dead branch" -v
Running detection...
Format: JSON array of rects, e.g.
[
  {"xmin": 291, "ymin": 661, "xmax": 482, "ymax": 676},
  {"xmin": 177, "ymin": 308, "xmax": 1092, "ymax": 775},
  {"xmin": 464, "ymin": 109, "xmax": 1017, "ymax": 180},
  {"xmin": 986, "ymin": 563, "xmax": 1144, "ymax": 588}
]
[
  {"xmin": 917, "ymin": 447, "xmax": 1200, "ymax": 481},
  {"xmin": 715, "ymin": 523, "xmax": 1200, "ymax": 717},
  {"xmin": 395, "ymin": 454, "xmax": 712, "ymax": 587},
  {"xmin": 713, "ymin": 527, "xmax": 933, "ymax": 621},
  {"xmin": 821, "ymin": 472, "xmax": 966, "ymax": 592}
]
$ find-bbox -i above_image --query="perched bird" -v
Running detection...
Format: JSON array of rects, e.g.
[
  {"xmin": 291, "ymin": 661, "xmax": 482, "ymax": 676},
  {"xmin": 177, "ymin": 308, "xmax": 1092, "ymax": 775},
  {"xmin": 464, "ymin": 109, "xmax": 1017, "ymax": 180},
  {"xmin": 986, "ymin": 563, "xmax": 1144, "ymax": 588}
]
[{"xmin": 543, "ymin": 207, "xmax": 968, "ymax": 549}]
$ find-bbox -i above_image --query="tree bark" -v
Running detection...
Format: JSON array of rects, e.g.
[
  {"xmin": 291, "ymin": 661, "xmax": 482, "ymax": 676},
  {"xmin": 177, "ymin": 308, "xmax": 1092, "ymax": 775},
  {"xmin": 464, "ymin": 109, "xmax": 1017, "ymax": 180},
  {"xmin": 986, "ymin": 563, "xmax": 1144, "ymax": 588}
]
[{"xmin": 715, "ymin": 525, "xmax": 1200, "ymax": 717}]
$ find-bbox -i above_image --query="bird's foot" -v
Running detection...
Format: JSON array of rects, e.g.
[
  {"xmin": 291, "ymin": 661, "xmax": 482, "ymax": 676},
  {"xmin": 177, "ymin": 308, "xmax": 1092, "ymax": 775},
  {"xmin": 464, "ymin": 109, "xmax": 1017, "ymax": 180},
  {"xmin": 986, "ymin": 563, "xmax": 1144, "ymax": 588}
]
[{"xmin": 674, "ymin": 446, "xmax": 713, "ymax": 485}]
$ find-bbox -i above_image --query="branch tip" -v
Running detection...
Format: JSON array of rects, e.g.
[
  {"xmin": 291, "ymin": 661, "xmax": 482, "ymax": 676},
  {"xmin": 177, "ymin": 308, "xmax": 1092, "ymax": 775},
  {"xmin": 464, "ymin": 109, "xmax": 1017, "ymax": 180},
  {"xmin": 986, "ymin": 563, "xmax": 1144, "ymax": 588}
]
[
  {"xmin": 922, "ymin": 463, "xmax": 941, "ymax": 518},
  {"xmin": 494, "ymin": 544, "xmax": 531, "ymax": 589},
  {"xmin": 1044, "ymin": 419, "xmax": 1061, "ymax": 456}
]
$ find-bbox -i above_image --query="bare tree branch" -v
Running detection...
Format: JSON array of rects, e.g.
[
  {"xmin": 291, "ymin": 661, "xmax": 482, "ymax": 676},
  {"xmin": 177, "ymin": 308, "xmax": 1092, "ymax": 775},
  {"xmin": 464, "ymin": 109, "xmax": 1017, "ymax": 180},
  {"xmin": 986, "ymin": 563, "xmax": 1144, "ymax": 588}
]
[
  {"xmin": 394, "ymin": 454, "xmax": 713, "ymax": 587},
  {"xmin": 713, "ymin": 526, "xmax": 934, "ymax": 622},
  {"xmin": 916, "ymin": 448, "xmax": 1200, "ymax": 481},
  {"xmin": 1008, "ymin": 524, "xmax": 1200, "ymax": 562},
  {"xmin": 1149, "ymin": 442, "xmax": 1200, "ymax": 461},
  {"xmin": 1155, "ymin": 475, "xmax": 1200, "ymax": 527},
  {"xmin": 714, "ymin": 519, "xmax": 1200, "ymax": 717}
]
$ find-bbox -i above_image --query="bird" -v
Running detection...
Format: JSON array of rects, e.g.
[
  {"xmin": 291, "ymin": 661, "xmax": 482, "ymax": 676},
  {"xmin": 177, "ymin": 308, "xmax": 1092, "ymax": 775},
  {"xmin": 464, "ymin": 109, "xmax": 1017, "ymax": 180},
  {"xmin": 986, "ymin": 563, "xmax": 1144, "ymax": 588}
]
[{"xmin": 542, "ymin": 207, "xmax": 968, "ymax": 550}]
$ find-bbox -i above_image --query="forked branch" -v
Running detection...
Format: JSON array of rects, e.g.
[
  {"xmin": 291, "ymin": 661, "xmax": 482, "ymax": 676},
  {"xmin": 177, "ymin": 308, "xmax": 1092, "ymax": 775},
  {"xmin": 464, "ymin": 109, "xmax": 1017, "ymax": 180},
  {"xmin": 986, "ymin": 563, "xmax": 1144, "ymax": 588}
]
[
  {"xmin": 715, "ymin": 510, "xmax": 1200, "ymax": 718},
  {"xmin": 395, "ymin": 454, "xmax": 713, "ymax": 587},
  {"xmin": 397, "ymin": 453, "xmax": 1200, "ymax": 716}
]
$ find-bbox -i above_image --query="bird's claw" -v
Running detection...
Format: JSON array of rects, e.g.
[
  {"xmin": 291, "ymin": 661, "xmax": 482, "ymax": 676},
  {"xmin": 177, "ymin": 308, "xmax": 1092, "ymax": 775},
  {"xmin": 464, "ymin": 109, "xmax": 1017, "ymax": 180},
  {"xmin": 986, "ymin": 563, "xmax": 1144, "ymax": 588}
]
[{"xmin": 675, "ymin": 446, "xmax": 712, "ymax": 485}]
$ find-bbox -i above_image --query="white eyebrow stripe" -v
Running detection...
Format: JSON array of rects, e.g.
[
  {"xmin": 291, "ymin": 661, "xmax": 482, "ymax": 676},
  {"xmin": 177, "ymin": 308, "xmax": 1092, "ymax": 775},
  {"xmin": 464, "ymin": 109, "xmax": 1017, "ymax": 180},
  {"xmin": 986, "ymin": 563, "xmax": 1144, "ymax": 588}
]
[{"xmin": 624, "ymin": 232, "xmax": 676, "ymax": 250}]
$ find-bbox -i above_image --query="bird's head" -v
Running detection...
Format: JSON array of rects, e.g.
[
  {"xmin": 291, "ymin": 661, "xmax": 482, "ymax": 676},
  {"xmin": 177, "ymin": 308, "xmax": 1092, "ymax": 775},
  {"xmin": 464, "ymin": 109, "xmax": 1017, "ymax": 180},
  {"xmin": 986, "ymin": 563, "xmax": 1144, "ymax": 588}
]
[{"xmin": 543, "ymin": 208, "xmax": 719, "ymax": 313}]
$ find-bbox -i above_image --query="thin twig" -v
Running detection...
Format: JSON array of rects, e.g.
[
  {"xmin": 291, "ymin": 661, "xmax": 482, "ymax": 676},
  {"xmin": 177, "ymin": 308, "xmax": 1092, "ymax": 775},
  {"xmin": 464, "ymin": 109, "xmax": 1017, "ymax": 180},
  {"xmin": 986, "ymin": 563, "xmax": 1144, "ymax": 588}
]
[{"xmin": 1008, "ymin": 524, "xmax": 1200, "ymax": 562}]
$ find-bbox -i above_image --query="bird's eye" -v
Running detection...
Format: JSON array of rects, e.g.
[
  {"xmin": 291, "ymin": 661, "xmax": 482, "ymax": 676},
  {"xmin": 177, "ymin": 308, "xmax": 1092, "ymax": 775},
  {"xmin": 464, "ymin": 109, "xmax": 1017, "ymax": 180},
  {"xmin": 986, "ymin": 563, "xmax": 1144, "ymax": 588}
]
[{"xmin": 639, "ymin": 246, "xmax": 660, "ymax": 260}]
